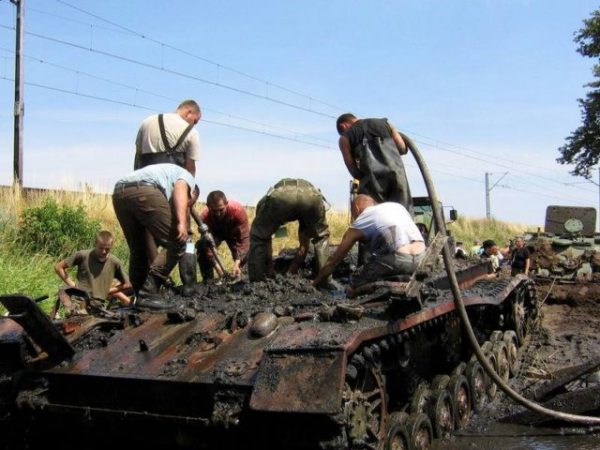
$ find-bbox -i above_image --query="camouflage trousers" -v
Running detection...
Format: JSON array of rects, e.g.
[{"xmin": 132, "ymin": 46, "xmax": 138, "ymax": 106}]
[{"xmin": 248, "ymin": 179, "xmax": 330, "ymax": 282}]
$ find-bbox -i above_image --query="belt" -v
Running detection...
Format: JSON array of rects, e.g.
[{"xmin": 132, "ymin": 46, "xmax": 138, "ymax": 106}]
[
  {"xmin": 274, "ymin": 179, "xmax": 313, "ymax": 189},
  {"xmin": 114, "ymin": 181, "xmax": 164, "ymax": 193}
]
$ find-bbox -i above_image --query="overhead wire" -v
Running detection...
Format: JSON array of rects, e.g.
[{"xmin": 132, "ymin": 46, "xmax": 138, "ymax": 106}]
[
  {"xmin": 1, "ymin": 3, "xmax": 596, "ymax": 206},
  {"xmin": 0, "ymin": 15, "xmax": 593, "ymax": 196},
  {"xmin": 53, "ymin": 0, "xmax": 344, "ymax": 113},
  {"xmin": 0, "ymin": 45, "xmax": 332, "ymax": 145},
  {"xmin": 0, "ymin": 75, "xmax": 334, "ymax": 149}
]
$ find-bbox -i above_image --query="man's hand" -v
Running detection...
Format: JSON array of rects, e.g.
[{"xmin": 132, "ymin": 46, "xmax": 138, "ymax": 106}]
[
  {"xmin": 232, "ymin": 260, "xmax": 242, "ymax": 278},
  {"xmin": 176, "ymin": 223, "xmax": 189, "ymax": 243}
]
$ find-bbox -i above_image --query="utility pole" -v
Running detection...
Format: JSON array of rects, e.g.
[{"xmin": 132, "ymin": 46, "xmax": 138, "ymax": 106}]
[
  {"xmin": 11, "ymin": 0, "xmax": 24, "ymax": 186},
  {"xmin": 485, "ymin": 172, "xmax": 508, "ymax": 219}
]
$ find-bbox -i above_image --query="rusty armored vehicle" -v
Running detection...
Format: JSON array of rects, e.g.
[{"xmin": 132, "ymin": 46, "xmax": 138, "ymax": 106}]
[
  {"xmin": 525, "ymin": 205, "xmax": 600, "ymax": 282},
  {"xmin": 0, "ymin": 142, "xmax": 540, "ymax": 450}
]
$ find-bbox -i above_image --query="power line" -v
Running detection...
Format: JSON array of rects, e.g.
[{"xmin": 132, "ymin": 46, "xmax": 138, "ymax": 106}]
[
  {"xmin": 0, "ymin": 23, "xmax": 337, "ymax": 118},
  {"xmin": 418, "ymin": 139, "xmax": 597, "ymax": 195},
  {"xmin": 0, "ymin": 75, "xmax": 333, "ymax": 149},
  {"xmin": 2, "ymin": 12, "xmax": 590, "ymax": 193},
  {"xmin": 52, "ymin": 0, "xmax": 343, "ymax": 113},
  {"xmin": 0, "ymin": 46, "xmax": 332, "ymax": 145},
  {"xmin": 1, "ymin": 4, "xmax": 594, "ymax": 201}
]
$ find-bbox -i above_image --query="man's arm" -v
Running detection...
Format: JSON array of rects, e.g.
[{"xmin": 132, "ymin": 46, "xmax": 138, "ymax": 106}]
[
  {"xmin": 312, "ymin": 228, "xmax": 364, "ymax": 286},
  {"xmin": 339, "ymin": 136, "xmax": 361, "ymax": 179},
  {"xmin": 288, "ymin": 230, "xmax": 311, "ymax": 274},
  {"xmin": 108, "ymin": 264, "xmax": 132, "ymax": 295},
  {"xmin": 228, "ymin": 209, "xmax": 250, "ymax": 278},
  {"xmin": 390, "ymin": 125, "xmax": 408, "ymax": 155},
  {"xmin": 184, "ymin": 157, "xmax": 196, "ymax": 176},
  {"xmin": 172, "ymin": 180, "xmax": 192, "ymax": 243},
  {"xmin": 54, "ymin": 260, "xmax": 76, "ymax": 287}
]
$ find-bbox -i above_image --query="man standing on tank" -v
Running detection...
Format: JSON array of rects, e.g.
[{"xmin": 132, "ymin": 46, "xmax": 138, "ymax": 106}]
[
  {"xmin": 134, "ymin": 99, "xmax": 201, "ymax": 175},
  {"xmin": 336, "ymin": 113, "xmax": 412, "ymax": 212},
  {"xmin": 133, "ymin": 100, "xmax": 201, "ymax": 272},
  {"xmin": 247, "ymin": 178, "xmax": 330, "ymax": 282}
]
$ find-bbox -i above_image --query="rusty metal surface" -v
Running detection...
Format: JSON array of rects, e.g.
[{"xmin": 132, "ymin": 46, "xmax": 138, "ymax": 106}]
[
  {"xmin": 250, "ymin": 351, "xmax": 345, "ymax": 413},
  {"xmin": 1, "ymin": 294, "xmax": 74, "ymax": 360}
]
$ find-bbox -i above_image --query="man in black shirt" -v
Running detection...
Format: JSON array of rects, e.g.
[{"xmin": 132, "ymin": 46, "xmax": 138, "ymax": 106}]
[
  {"xmin": 336, "ymin": 113, "xmax": 412, "ymax": 212},
  {"xmin": 510, "ymin": 236, "xmax": 530, "ymax": 276}
]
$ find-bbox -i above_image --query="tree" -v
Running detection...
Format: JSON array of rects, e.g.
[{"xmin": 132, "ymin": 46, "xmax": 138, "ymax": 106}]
[{"xmin": 557, "ymin": 9, "xmax": 600, "ymax": 178}]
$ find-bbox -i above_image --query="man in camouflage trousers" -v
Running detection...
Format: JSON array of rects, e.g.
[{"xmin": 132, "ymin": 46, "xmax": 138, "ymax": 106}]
[{"xmin": 248, "ymin": 178, "xmax": 330, "ymax": 282}]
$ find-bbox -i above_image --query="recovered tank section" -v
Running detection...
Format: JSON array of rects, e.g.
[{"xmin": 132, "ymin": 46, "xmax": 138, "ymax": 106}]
[
  {"xmin": 0, "ymin": 134, "xmax": 543, "ymax": 449},
  {"xmin": 0, "ymin": 258, "xmax": 539, "ymax": 449},
  {"xmin": 525, "ymin": 205, "xmax": 600, "ymax": 282}
]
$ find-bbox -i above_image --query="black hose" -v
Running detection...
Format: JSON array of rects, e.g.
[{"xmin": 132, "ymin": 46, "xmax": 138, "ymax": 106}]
[{"xmin": 401, "ymin": 131, "xmax": 600, "ymax": 425}]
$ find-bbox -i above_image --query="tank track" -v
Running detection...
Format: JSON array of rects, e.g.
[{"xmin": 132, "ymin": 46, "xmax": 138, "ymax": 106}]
[{"xmin": 318, "ymin": 278, "xmax": 538, "ymax": 450}]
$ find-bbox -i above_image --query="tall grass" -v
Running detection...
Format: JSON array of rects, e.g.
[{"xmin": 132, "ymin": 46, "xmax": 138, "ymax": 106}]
[{"xmin": 0, "ymin": 185, "xmax": 536, "ymax": 314}]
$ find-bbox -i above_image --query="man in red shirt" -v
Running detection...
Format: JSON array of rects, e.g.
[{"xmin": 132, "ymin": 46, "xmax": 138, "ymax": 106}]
[{"xmin": 196, "ymin": 190, "xmax": 249, "ymax": 281}]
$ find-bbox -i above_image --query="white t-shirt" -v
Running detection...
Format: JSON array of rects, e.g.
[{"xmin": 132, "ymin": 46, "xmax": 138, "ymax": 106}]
[
  {"xmin": 351, "ymin": 203, "xmax": 423, "ymax": 256},
  {"xmin": 136, "ymin": 112, "xmax": 200, "ymax": 160}
]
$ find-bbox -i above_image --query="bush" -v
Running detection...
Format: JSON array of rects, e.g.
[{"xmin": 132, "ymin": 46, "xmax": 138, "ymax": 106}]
[{"xmin": 18, "ymin": 198, "xmax": 101, "ymax": 257}]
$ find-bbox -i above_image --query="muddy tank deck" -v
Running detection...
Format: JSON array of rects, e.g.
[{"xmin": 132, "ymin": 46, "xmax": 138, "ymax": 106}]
[{"xmin": 0, "ymin": 263, "xmax": 538, "ymax": 449}]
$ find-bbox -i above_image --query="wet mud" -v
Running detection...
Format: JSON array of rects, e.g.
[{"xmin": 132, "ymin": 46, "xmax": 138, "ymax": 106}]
[{"xmin": 441, "ymin": 281, "xmax": 600, "ymax": 449}]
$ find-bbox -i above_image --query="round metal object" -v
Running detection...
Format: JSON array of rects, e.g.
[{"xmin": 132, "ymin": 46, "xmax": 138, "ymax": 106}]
[
  {"xmin": 451, "ymin": 361, "xmax": 466, "ymax": 377},
  {"xmin": 385, "ymin": 412, "xmax": 409, "ymax": 450},
  {"xmin": 249, "ymin": 312, "xmax": 278, "ymax": 338},
  {"xmin": 485, "ymin": 352, "xmax": 498, "ymax": 400},
  {"xmin": 343, "ymin": 361, "xmax": 387, "ymax": 449},
  {"xmin": 492, "ymin": 341, "xmax": 510, "ymax": 383},
  {"xmin": 465, "ymin": 360, "xmax": 486, "ymax": 412},
  {"xmin": 489, "ymin": 330, "xmax": 503, "ymax": 342},
  {"xmin": 448, "ymin": 374, "xmax": 471, "ymax": 430},
  {"xmin": 503, "ymin": 330, "xmax": 520, "ymax": 377},
  {"xmin": 430, "ymin": 374, "xmax": 450, "ymax": 392},
  {"xmin": 402, "ymin": 413, "xmax": 432, "ymax": 450},
  {"xmin": 410, "ymin": 383, "xmax": 432, "ymax": 415},
  {"xmin": 428, "ymin": 388, "xmax": 454, "ymax": 438}
]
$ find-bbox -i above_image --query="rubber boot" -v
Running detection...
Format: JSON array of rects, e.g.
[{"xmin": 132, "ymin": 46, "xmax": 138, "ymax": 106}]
[
  {"xmin": 179, "ymin": 239, "xmax": 198, "ymax": 296},
  {"xmin": 135, "ymin": 274, "xmax": 172, "ymax": 310}
]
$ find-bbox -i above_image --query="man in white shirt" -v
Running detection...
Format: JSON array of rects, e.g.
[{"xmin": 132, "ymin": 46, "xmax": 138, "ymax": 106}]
[
  {"xmin": 312, "ymin": 195, "xmax": 425, "ymax": 292},
  {"xmin": 134, "ymin": 100, "xmax": 201, "ymax": 176}
]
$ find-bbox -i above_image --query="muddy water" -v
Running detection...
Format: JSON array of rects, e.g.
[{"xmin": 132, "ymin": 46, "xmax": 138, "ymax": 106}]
[{"xmin": 438, "ymin": 423, "xmax": 600, "ymax": 449}]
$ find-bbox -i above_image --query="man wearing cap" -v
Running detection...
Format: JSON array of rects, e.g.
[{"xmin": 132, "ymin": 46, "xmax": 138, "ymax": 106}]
[
  {"xmin": 248, "ymin": 178, "xmax": 330, "ymax": 282},
  {"xmin": 113, "ymin": 163, "xmax": 199, "ymax": 308}
]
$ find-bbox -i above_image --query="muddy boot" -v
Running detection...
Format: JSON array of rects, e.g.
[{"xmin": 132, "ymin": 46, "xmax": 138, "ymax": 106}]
[
  {"xmin": 135, "ymin": 275, "xmax": 172, "ymax": 310},
  {"xmin": 179, "ymin": 239, "xmax": 198, "ymax": 297}
]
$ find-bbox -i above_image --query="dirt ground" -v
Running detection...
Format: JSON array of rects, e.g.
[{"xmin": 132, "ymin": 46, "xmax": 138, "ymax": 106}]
[{"xmin": 440, "ymin": 281, "xmax": 600, "ymax": 450}]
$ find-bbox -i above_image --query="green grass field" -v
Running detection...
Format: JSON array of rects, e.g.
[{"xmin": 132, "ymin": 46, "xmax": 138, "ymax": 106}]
[{"xmin": 0, "ymin": 185, "xmax": 536, "ymax": 314}]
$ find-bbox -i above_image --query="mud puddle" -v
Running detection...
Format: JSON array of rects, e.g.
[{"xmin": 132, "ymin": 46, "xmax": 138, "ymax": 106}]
[{"xmin": 435, "ymin": 422, "xmax": 600, "ymax": 450}]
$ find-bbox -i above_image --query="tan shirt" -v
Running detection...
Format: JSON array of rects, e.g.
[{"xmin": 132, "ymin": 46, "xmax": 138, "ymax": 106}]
[
  {"xmin": 135, "ymin": 112, "xmax": 200, "ymax": 160},
  {"xmin": 64, "ymin": 250, "xmax": 128, "ymax": 300}
]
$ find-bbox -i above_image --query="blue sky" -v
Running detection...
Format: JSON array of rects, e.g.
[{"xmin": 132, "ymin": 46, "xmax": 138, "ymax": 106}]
[{"xmin": 1, "ymin": 0, "xmax": 599, "ymax": 227}]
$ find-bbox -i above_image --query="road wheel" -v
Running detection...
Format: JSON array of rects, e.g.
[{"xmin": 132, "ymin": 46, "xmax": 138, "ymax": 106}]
[
  {"xmin": 503, "ymin": 330, "xmax": 520, "ymax": 376},
  {"xmin": 448, "ymin": 374, "xmax": 471, "ymax": 430},
  {"xmin": 465, "ymin": 359, "xmax": 486, "ymax": 412},
  {"xmin": 428, "ymin": 389, "xmax": 454, "ymax": 438},
  {"xmin": 343, "ymin": 360, "xmax": 388, "ymax": 449},
  {"xmin": 385, "ymin": 412, "xmax": 409, "ymax": 450},
  {"xmin": 402, "ymin": 413, "xmax": 432, "ymax": 450},
  {"xmin": 492, "ymin": 341, "xmax": 510, "ymax": 383}
]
